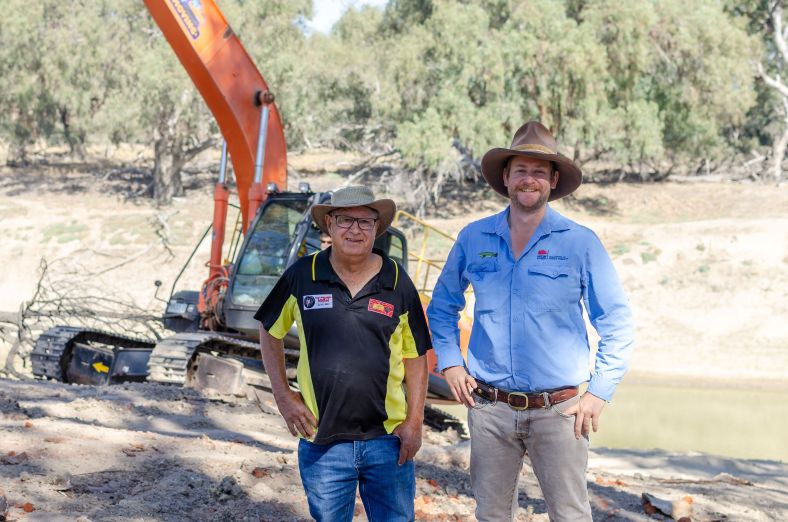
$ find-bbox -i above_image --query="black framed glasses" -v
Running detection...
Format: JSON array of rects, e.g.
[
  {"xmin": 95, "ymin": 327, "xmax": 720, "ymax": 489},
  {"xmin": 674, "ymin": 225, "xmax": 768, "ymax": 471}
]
[{"xmin": 332, "ymin": 214, "xmax": 378, "ymax": 231}]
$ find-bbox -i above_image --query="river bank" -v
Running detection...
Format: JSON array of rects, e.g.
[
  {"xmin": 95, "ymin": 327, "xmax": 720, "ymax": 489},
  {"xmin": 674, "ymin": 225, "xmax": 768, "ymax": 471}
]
[{"xmin": 2, "ymin": 378, "xmax": 786, "ymax": 521}]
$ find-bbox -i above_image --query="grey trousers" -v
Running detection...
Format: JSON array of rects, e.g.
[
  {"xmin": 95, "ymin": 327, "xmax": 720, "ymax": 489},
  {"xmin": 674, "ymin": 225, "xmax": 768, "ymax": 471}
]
[{"xmin": 467, "ymin": 394, "xmax": 592, "ymax": 522}]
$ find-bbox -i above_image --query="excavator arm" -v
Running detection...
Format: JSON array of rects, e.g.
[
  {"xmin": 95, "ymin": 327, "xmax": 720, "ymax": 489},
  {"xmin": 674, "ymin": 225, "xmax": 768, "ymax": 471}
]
[{"xmin": 143, "ymin": 0, "xmax": 288, "ymax": 231}]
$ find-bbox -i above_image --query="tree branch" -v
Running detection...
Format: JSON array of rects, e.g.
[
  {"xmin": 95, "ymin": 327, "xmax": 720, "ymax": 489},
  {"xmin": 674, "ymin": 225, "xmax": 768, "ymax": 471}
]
[
  {"xmin": 774, "ymin": 2, "xmax": 788, "ymax": 64},
  {"xmin": 757, "ymin": 62, "xmax": 788, "ymax": 98},
  {"xmin": 183, "ymin": 137, "xmax": 216, "ymax": 163}
]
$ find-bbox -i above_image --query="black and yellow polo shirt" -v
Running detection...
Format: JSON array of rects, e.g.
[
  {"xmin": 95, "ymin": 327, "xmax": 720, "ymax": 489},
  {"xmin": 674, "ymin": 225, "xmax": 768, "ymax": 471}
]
[{"xmin": 254, "ymin": 248, "xmax": 431, "ymax": 444}]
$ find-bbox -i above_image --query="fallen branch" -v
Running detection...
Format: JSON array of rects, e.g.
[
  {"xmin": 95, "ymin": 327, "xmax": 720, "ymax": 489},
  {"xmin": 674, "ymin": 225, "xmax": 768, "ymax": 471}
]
[{"xmin": 0, "ymin": 256, "xmax": 167, "ymax": 377}]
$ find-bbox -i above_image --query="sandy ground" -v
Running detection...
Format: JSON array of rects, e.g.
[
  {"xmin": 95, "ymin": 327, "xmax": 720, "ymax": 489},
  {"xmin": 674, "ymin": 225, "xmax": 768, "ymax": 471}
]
[
  {"xmin": 1, "ymin": 153, "xmax": 788, "ymax": 520},
  {"xmin": 2, "ymin": 379, "xmax": 787, "ymax": 521},
  {"xmin": 2, "ymin": 158, "xmax": 786, "ymax": 383}
]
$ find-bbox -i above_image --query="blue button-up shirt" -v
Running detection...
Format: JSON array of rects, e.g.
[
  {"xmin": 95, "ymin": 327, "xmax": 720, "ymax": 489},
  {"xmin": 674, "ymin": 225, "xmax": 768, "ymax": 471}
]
[{"xmin": 426, "ymin": 206, "xmax": 634, "ymax": 401}]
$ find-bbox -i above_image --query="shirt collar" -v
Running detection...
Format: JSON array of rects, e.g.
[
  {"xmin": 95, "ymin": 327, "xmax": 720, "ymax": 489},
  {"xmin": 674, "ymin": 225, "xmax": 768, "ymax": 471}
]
[
  {"xmin": 543, "ymin": 206, "xmax": 571, "ymax": 233},
  {"xmin": 483, "ymin": 205, "xmax": 571, "ymax": 237},
  {"xmin": 312, "ymin": 247, "xmax": 396, "ymax": 289}
]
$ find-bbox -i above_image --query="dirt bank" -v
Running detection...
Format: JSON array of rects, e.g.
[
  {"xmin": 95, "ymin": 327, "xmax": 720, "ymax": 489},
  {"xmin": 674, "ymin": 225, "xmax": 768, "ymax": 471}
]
[{"xmin": 2, "ymin": 379, "xmax": 786, "ymax": 521}]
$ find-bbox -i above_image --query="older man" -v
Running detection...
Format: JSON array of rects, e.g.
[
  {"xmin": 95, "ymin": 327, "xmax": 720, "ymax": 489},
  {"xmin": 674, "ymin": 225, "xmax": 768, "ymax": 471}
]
[
  {"xmin": 254, "ymin": 186, "xmax": 431, "ymax": 521},
  {"xmin": 427, "ymin": 122, "xmax": 635, "ymax": 521}
]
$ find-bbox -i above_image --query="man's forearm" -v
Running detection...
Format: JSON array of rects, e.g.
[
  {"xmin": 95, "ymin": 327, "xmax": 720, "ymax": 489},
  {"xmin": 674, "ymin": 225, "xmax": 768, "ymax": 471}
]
[
  {"xmin": 258, "ymin": 325, "xmax": 291, "ymax": 398},
  {"xmin": 403, "ymin": 356, "xmax": 428, "ymax": 422}
]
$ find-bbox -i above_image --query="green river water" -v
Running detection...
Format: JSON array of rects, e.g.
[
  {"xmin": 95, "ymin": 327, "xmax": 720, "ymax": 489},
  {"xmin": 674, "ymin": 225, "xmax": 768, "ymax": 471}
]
[{"xmin": 436, "ymin": 379, "xmax": 788, "ymax": 462}]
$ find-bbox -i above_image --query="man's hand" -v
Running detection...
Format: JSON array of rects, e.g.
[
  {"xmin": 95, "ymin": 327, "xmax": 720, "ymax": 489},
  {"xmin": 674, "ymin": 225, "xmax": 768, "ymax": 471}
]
[
  {"xmin": 443, "ymin": 366, "xmax": 478, "ymax": 407},
  {"xmin": 392, "ymin": 418, "xmax": 422, "ymax": 465},
  {"xmin": 563, "ymin": 392, "xmax": 606, "ymax": 439},
  {"xmin": 274, "ymin": 389, "xmax": 318, "ymax": 438}
]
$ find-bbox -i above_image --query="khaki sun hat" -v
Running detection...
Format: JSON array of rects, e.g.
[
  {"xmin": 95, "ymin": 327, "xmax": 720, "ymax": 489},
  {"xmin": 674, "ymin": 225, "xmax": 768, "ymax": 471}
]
[
  {"xmin": 311, "ymin": 186, "xmax": 396, "ymax": 238},
  {"xmin": 481, "ymin": 121, "xmax": 582, "ymax": 201}
]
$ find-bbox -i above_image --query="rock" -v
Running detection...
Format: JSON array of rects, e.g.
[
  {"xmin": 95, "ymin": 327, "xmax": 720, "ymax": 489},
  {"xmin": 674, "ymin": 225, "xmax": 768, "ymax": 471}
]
[
  {"xmin": 641, "ymin": 492, "xmax": 693, "ymax": 520},
  {"xmin": 251, "ymin": 482, "xmax": 275, "ymax": 500},
  {"xmin": 417, "ymin": 441, "xmax": 471, "ymax": 469},
  {"xmin": 211, "ymin": 476, "xmax": 243, "ymax": 501},
  {"xmin": 0, "ymin": 451, "xmax": 29, "ymax": 465},
  {"xmin": 48, "ymin": 473, "xmax": 72, "ymax": 491},
  {"xmin": 251, "ymin": 467, "xmax": 269, "ymax": 478}
]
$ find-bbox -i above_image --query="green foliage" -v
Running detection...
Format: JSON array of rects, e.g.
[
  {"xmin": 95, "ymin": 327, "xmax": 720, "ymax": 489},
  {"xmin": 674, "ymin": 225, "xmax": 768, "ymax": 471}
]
[
  {"xmin": 295, "ymin": 0, "xmax": 761, "ymax": 194},
  {"xmin": 0, "ymin": 0, "xmax": 131, "ymax": 158},
  {"xmin": 640, "ymin": 251, "xmax": 659, "ymax": 264},
  {"xmin": 0, "ymin": 0, "xmax": 770, "ymax": 207},
  {"xmin": 612, "ymin": 243, "xmax": 631, "ymax": 257}
]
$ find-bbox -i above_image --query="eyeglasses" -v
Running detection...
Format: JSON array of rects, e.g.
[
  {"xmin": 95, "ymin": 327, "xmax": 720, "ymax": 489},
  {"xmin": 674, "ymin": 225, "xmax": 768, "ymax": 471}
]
[{"xmin": 332, "ymin": 214, "xmax": 378, "ymax": 231}]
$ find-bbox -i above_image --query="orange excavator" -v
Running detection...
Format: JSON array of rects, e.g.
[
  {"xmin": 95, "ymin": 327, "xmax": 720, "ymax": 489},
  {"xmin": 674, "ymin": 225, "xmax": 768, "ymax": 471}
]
[{"xmin": 30, "ymin": 0, "xmax": 468, "ymax": 405}]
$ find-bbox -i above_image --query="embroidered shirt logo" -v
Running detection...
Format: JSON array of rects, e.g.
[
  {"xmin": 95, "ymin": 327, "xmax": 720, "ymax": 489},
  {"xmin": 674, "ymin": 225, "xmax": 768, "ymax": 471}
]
[
  {"xmin": 478, "ymin": 251, "xmax": 497, "ymax": 258},
  {"xmin": 368, "ymin": 298, "xmax": 394, "ymax": 317},
  {"xmin": 303, "ymin": 294, "xmax": 333, "ymax": 310},
  {"xmin": 537, "ymin": 249, "xmax": 568, "ymax": 261}
]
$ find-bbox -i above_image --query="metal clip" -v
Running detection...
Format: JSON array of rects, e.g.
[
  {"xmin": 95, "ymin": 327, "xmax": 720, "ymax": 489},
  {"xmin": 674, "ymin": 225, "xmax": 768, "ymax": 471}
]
[{"xmin": 542, "ymin": 391, "xmax": 551, "ymax": 409}]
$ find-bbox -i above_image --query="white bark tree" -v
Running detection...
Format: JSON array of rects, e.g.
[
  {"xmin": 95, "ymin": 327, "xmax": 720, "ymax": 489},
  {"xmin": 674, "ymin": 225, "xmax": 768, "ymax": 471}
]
[{"xmin": 758, "ymin": 0, "xmax": 788, "ymax": 184}]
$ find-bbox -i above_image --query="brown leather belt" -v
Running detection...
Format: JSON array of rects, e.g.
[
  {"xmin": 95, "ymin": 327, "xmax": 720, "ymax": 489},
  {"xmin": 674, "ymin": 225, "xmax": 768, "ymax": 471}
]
[{"xmin": 473, "ymin": 381, "xmax": 578, "ymax": 410}]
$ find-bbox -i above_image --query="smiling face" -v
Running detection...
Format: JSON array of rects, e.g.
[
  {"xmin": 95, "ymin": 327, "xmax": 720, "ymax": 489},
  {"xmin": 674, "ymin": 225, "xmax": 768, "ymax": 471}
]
[
  {"xmin": 503, "ymin": 155, "xmax": 559, "ymax": 213},
  {"xmin": 324, "ymin": 206, "xmax": 379, "ymax": 258}
]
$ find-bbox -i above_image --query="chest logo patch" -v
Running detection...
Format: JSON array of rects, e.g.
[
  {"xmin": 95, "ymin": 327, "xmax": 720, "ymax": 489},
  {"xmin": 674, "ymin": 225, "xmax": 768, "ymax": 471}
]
[
  {"xmin": 303, "ymin": 294, "xmax": 333, "ymax": 310},
  {"xmin": 478, "ymin": 251, "xmax": 497, "ymax": 258},
  {"xmin": 537, "ymin": 249, "xmax": 568, "ymax": 261},
  {"xmin": 368, "ymin": 298, "xmax": 394, "ymax": 318}
]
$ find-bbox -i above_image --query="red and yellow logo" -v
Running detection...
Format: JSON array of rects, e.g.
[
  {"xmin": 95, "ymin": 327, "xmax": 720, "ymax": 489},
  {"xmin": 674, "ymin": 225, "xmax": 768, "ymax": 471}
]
[{"xmin": 368, "ymin": 298, "xmax": 394, "ymax": 318}]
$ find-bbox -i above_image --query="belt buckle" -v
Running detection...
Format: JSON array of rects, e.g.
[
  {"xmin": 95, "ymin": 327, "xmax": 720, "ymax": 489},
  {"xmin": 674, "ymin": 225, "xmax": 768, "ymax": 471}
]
[{"xmin": 507, "ymin": 392, "xmax": 529, "ymax": 410}]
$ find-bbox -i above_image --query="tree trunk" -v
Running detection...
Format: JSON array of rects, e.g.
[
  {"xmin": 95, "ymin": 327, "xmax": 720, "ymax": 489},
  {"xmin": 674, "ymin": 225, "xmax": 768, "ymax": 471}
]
[
  {"xmin": 59, "ymin": 106, "xmax": 86, "ymax": 159},
  {"xmin": 152, "ymin": 135, "xmax": 185, "ymax": 206},
  {"xmin": 152, "ymin": 131, "xmax": 214, "ymax": 205},
  {"xmin": 772, "ymin": 124, "xmax": 788, "ymax": 183},
  {"xmin": 758, "ymin": 3, "xmax": 788, "ymax": 184}
]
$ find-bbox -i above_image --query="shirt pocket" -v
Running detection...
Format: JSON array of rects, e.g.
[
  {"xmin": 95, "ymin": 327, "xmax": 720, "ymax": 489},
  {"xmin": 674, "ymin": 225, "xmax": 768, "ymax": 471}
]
[
  {"xmin": 466, "ymin": 259, "xmax": 500, "ymax": 313},
  {"xmin": 526, "ymin": 264, "xmax": 574, "ymax": 313}
]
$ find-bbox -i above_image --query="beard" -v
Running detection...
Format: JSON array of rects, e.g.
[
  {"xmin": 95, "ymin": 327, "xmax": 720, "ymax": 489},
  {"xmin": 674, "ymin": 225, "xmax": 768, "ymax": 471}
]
[{"xmin": 508, "ymin": 183, "xmax": 550, "ymax": 213}]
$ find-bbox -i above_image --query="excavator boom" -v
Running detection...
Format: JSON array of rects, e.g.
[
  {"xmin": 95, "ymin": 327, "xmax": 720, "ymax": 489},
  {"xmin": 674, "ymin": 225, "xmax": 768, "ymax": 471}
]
[{"xmin": 143, "ymin": 0, "xmax": 287, "ymax": 232}]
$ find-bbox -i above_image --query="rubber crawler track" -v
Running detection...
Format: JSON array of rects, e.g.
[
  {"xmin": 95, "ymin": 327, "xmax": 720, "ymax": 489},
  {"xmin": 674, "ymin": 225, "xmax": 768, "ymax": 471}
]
[{"xmin": 31, "ymin": 326, "xmax": 155, "ymax": 382}]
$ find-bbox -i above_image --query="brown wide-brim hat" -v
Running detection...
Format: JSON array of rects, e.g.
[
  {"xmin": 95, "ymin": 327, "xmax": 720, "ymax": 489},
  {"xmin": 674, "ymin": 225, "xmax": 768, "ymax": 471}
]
[
  {"xmin": 311, "ymin": 185, "xmax": 396, "ymax": 238},
  {"xmin": 481, "ymin": 121, "xmax": 582, "ymax": 201}
]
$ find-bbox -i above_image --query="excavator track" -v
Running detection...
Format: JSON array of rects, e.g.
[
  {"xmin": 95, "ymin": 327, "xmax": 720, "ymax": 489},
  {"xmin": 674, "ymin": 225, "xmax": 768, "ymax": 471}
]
[
  {"xmin": 31, "ymin": 326, "xmax": 155, "ymax": 382},
  {"xmin": 424, "ymin": 404, "xmax": 468, "ymax": 437},
  {"xmin": 147, "ymin": 332, "xmax": 298, "ymax": 385}
]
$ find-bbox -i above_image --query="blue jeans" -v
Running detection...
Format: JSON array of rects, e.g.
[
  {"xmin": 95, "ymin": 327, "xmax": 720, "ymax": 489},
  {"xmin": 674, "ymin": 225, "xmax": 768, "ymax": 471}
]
[{"xmin": 298, "ymin": 435, "xmax": 415, "ymax": 521}]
